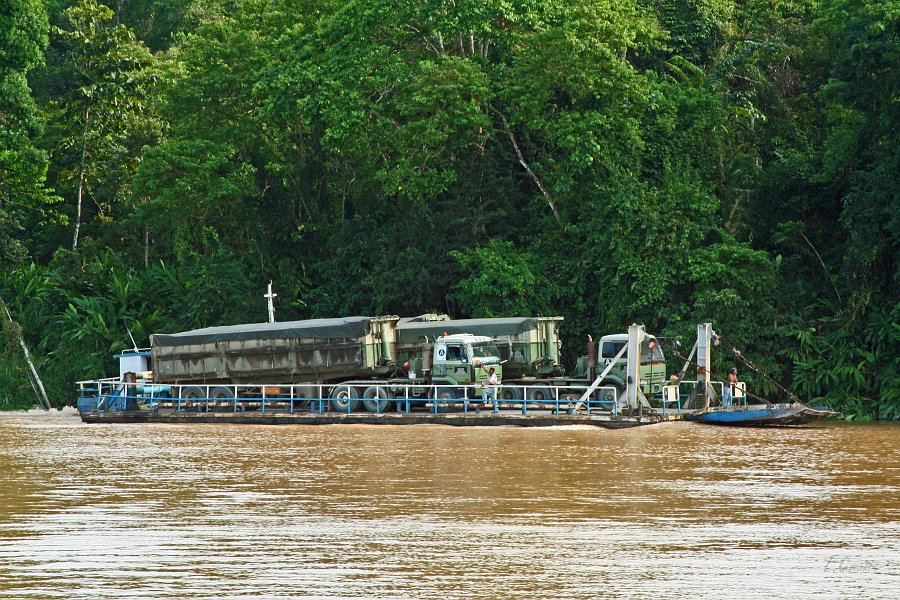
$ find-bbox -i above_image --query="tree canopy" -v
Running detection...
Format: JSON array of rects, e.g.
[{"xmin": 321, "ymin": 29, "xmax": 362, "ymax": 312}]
[{"xmin": 0, "ymin": 0, "xmax": 896, "ymax": 419}]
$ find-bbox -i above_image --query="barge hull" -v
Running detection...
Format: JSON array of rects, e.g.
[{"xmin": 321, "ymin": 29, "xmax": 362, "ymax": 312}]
[
  {"xmin": 80, "ymin": 410, "xmax": 681, "ymax": 429},
  {"xmin": 687, "ymin": 403, "xmax": 834, "ymax": 426}
]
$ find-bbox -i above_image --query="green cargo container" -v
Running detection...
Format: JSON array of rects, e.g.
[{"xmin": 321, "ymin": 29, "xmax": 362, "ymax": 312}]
[{"xmin": 151, "ymin": 316, "xmax": 399, "ymax": 385}]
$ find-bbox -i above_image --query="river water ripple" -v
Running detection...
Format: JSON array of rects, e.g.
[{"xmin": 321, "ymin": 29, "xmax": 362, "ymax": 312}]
[{"xmin": 0, "ymin": 410, "xmax": 897, "ymax": 599}]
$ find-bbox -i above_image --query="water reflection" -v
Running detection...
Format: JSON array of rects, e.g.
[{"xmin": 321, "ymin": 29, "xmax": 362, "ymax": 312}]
[{"xmin": 0, "ymin": 411, "xmax": 897, "ymax": 599}]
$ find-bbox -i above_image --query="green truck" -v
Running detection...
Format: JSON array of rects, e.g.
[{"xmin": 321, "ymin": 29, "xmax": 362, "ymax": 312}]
[
  {"xmin": 147, "ymin": 313, "xmax": 664, "ymax": 412},
  {"xmin": 393, "ymin": 314, "xmax": 666, "ymax": 402},
  {"xmin": 150, "ymin": 315, "xmax": 504, "ymax": 412}
]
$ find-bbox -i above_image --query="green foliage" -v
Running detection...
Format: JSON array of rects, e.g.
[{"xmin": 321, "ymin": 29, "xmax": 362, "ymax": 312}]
[
  {"xmin": 0, "ymin": 0, "xmax": 894, "ymax": 418},
  {"xmin": 451, "ymin": 240, "xmax": 551, "ymax": 317},
  {"xmin": 781, "ymin": 299, "xmax": 899, "ymax": 420},
  {"xmin": 0, "ymin": 0, "xmax": 55, "ymax": 269},
  {"xmin": 47, "ymin": 0, "xmax": 158, "ymax": 249}
]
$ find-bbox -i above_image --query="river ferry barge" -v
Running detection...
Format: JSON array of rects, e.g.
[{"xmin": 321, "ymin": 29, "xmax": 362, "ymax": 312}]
[
  {"xmin": 77, "ymin": 320, "xmax": 685, "ymax": 428},
  {"xmin": 76, "ymin": 316, "xmax": 831, "ymax": 428}
]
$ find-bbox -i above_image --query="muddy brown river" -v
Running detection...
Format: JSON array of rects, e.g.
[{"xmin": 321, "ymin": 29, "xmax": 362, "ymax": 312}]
[{"xmin": 0, "ymin": 410, "xmax": 897, "ymax": 599}]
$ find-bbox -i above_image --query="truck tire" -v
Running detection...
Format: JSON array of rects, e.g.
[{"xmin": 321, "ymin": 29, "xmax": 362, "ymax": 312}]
[
  {"xmin": 597, "ymin": 381, "xmax": 625, "ymax": 404},
  {"xmin": 294, "ymin": 385, "xmax": 317, "ymax": 408},
  {"xmin": 560, "ymin": 388, "xmax": 582, "ymax": 402},
  {"xmin": 210, "ymin": 386, "xmax": 234, "ymax": 399},
  {"xmin": 526, "ymin": 386, "xmax": 553, "ymax": 402},
  {"xmin": 500, "ymin": 386, "xmax": 524, "ymax": 401},
  {"xmin": 180, "ymin": 386, "xmax": 205, "ymax": 400},
  {"xmin": 330, "ymin": 385, "xmax": 360, "ymax": 413},
  {"xmin": 362, "ymin": 386, "xmax": 393, "ymax": 413},
  {"xmin": 435, "ymin": 387, "xmax": 462, "ymax": 401}
]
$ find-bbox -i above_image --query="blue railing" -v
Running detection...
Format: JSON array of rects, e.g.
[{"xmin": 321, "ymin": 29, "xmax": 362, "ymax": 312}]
[{"xmin": 76, "ymin": 381, "xmax": 623, "ymax": 417}]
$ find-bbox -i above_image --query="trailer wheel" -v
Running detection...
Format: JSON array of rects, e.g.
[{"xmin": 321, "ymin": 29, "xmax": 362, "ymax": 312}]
[
  {"xmin": 526, "ymin": 386, "xmax": 553, "ymax": 402},
  {"xmin": 330, "ymin": 385, "xmax": 360, "ymax": 413},
  {"xmin": 560, "ymin": 389, "xmax": 581, "ymax": 402},
  {"xmin": 294, "ymin": 385, "xmax": 317, "ymax": 408},
  {"xmin": 362, "ymin": 386, "xmax": 393, "ymax": 413},
  {"xmin": 210, "ymin": 386, "xmax": 234, "ymax": 399},
  {"xmin": 180, "ymin": 386, "xmax": 205, "ymax": 400},
  {"xmin": 500, "ymin": 386, "xmax": 523, "ymax": 401}
]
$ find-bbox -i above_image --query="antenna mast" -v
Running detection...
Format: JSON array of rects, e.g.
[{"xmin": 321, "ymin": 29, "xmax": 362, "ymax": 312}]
[{"xmin": 264, "ymin": 281, "xmax": 277, "ymax": 323}]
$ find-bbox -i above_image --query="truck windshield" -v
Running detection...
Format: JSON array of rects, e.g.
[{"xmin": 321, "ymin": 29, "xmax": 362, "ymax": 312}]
[
  {"xmin": 601, "ymin": 339, "xmax": 664, "ymax": 363},
  {"xmin": 471, "ymin": 343, "xmax": 501, "ymax": 363},
  {"xmin": 641, "ymin": 339, "xmax": 665, "ymax": 363}
]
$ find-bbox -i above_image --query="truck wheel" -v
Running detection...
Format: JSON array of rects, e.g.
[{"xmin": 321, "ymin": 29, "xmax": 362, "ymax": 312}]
[
  {"xmin": 500, "ymin": 386, "xmax": 523, "ymax": 401},
  {"xmin": 330, "ymin": 385, "xmax": 360, "ymax": 413},
  {"xmin": 210, "ymin": 386, "xmax": 234, "ymax": 399},
  {"xmin": 362, "ymin": 386, "xmax": 393, "ymax": 413},
  {"xmin": 526, "ymin": 386, "xmax": 553, "ymax": 402},
  {"xmin": 597, "ymin": 382, "xmax": 624, "ymax": 404},
  {"xmin": 180, "ymin": 386, "xmax": 205, "ymax": 400},
  {"xmin": 294, "ymin": 385, "xmax": 317, "ymax": 408},
  {"xmin": 560, "ymin": 389, "xmax": 581, "ymax": 402},
  {"xmin": 435, "ymin": 387, "xmax": 462, "ymax": 401}
]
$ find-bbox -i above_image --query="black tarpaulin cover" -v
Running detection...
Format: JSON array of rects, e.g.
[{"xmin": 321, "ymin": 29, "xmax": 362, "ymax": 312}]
[{"xmin": 152, "ymin": 316, "xmax": 376, "ymax": 346}]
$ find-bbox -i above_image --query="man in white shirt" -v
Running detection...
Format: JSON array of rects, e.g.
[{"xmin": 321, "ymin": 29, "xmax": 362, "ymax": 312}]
[{"xmin": 482, "ymin": 367, "xmax": 499, "ymax": 413}]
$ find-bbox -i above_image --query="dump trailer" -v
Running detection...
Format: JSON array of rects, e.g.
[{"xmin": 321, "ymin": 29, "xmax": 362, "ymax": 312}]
[
  {"xmin": 150, "ymin": 315, "xmax": 503, "ymax": 412},
  {"xmin": 395, "ymin": 314, "xmax": 666, "ymax": 402},
  {"xmin": 151, "ymin": 316, "xmax": 400, "ymax": 386},
  {"xmin": 396, "ymin": 314, "xmax": 564, "ymax": 379}
]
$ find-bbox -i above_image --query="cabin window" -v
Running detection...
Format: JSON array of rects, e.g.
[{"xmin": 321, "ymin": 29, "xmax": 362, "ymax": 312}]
[
  {"xmin": 602, "ymin": 341, "xmax": 626, "ymax": 359},
  {"xmin": 446, "ymin": 345, "xmax": 466, "ymax": 362}
]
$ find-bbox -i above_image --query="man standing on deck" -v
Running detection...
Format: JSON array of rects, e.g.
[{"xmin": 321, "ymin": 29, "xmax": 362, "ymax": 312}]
[
  {"xmin": 722, "ymin": 367, "xmax": 737, "ymax": 407},
  {"xmin": 669, "ymin": 371, "xmax": 681, "ymax": 388},
  {"xmin": 482, "ymin": 367, "xmax": 499, "ymax": 413}
]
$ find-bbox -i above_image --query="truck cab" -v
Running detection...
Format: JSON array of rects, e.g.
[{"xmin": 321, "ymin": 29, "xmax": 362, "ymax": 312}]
[
  {"xmin": 432, "ymin": 334, "xmax": 502, "ymax": 386},
  {"xmin": 597, "ymin": 333, "xmax": 666, "ymax": 395}
]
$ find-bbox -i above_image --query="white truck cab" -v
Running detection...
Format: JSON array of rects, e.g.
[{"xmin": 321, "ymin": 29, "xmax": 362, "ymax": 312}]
[
  {"xmin": 433, "ymin": 334, "xmax": 500, "ymax": 366},
  {"xmin": 432, "ymin": 334, "xmax": 501, "ymax": 383}
]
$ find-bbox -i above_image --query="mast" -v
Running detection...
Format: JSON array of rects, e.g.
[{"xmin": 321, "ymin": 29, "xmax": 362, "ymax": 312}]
[{"xmin": 264, "ymin": 281, "xmax": 277, "ymax": 323}]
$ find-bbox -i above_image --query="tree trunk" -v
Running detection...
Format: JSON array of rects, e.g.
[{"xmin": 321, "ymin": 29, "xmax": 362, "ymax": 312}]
[
  {"xmin": 489, "ymin": 105, "xmax": 564, "ymax": 230},
  {"xmin": 73, "ymin": 105, "xmax": 91, "ymax": 250},
  {"xmin": 1, "ymin": 297, "xmax": 51, "ymax": 410}
]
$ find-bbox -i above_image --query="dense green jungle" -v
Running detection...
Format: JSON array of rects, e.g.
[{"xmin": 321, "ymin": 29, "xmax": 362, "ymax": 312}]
[{"xmin": 0, "ymin": 0, "xmax": 896, "ymax": 418}]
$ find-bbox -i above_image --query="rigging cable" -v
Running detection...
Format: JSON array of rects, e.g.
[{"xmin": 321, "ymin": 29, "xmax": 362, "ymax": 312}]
[
  {"xmin": 664, "ymin": 341, "xmax": 775, "ymax": 406},
  {"xmin": 714, "ymin": 335, "xmax": 805, "ymax": 405}
]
